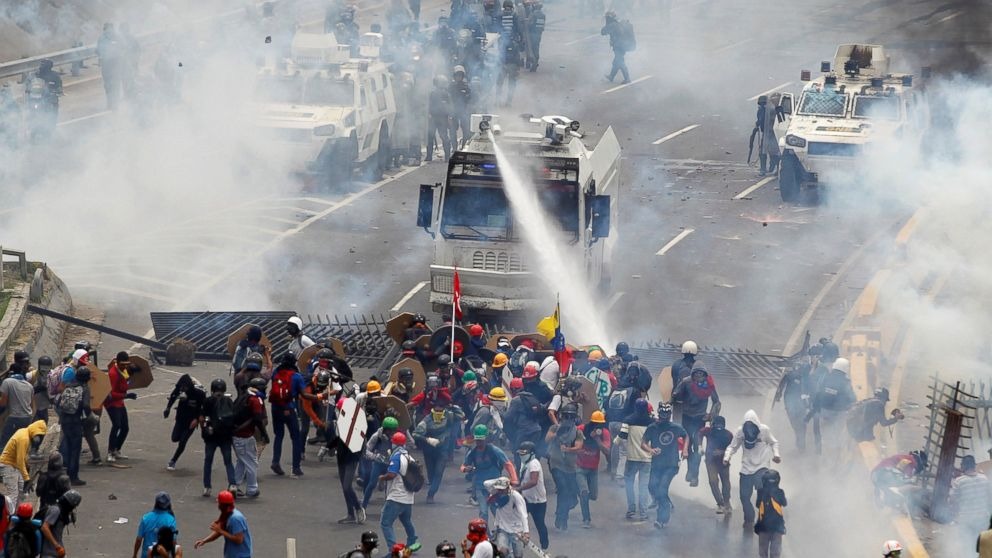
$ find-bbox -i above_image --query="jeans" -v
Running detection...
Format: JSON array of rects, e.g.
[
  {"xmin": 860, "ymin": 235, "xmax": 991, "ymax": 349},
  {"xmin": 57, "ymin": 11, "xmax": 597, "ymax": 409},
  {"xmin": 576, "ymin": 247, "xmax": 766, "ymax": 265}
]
[
  {"xmin": 272, "ymin": 407, "xmax": 302, "ymax": 471},
  {"xmin": 380, "ymin": 500, "xmax": 417, "ymax": 550},
  {"xmin": 233, "ymin": 436, "xmax": 259, "ymax": 495},
  {"xmin": 682, "ymin": 415, "xmax": 705, "ymax": 483},
  {"xmin": 608, "ymin": 49, "xmax": 630, "ymax": 82},
  {"xmin": 609, "ymin": 422, "xmax": 626, "ymax": 478},
  {"xmin": 362, "ymin": 461, "xmax": 389, "ymax": 508},
  {"xmin": 577, "ymin": 468, "xmax": 598, "ymax": 522},
  {"xmin": 758, "ymin": 532, "xmax": 783, "ymax": 558},
  {"xmin": 170, "ymin": 420, "xmax": 196, "ymax": 464},
  {"xmin": 494, "ymin": 529, "xmax": 524, "ymax": 558},
  {"xmin": 337, "ymin": 450, "xmax": 361, "ymax": 516},
  {"xmin": 0, "ymin": 464, "xmax": 22, "ymax": 515},
  {"xmin": 550, "ymin": 468, "xmax": 578, "ymax": 527},
  {"xmin": 106, "ymin": 406, "xmax": 129, "ymax": 453},
  {"xmin": 0, "ymin": 416, "xmax": 32, "ymax": 449},
  {"xmin": 740, "ymin": 469, "xmax": 767, "ymax": 524},
  {"xmin": 706, "ymin": 458, "xmax": 731, "ymax": 507},
  {"xmin": 422, "ymin": 447, "xmax": 448, "ymax": 498},
  {"xmin": 473, "ymin": 484, "xmax": 490, "ymax": 522},
  {"xmin": 203, "ymin": 438, "xmax": 236, "ymax": 489},
  {"xmin": 60, "ymin": 418, "xmax": 83, "ymax": 480},
  {"xmin": 648, "ymin": 465, "xmax": 678, "ymax": 524},
  {"xmin": 526, "ymin": 501, "xmax": 548, "ymax": 549},
  {"xmin": 624, "ymin": 461, "xmax": 650, "ymax": 514}
]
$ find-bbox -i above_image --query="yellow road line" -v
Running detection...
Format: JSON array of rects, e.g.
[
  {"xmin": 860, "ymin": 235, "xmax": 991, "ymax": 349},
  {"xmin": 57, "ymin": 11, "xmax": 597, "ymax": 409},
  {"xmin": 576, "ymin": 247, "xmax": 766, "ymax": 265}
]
[
  {"xmin": 857, "ymin": 269, "xmax": 892, "ymax": 318},
  {"xmin": 896, "ymin": 207, "xmax": 927, "ymax": 246}
]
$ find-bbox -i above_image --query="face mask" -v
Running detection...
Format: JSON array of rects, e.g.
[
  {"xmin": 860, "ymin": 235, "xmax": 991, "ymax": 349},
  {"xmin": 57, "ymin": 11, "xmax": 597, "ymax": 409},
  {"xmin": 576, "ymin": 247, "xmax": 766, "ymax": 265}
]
[
  {"xmin": 743, "ymin": 422, "xmax": 760, "ymax": 449},
  {"xmin": 31, "ymin": 435, "xmax": 44, "ymax": 449},
  {"xmin": 518, "ymin": 451, "xmax": 534, "ymax": 463},
  {"xmin": 492, "ymin": 493, "xmax": 509, "ymax": 508},
  {"xmin": 431, "ymin": 410, "xmax": 446, "ymax": 423}
]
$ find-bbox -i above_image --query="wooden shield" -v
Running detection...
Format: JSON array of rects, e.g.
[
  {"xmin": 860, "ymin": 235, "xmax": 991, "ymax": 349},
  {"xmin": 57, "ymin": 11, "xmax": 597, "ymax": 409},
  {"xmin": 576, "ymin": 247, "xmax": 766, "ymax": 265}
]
[
  {"xmin": 336, "ymin": 397, "xmax": 368, "ymax": 453},
  {"xmin": 415, "ymin": 334, "xmax": 431, "ymax": 350},
  {"xmin": 511, "ymin": 333, "xmax": 550, "ymax": 351},
  {"xmin": 298, "ymin": 337, "xmax": 348, "ymax": 372},
  {"xmin": 429, "ymin": 326, "xmax": 471, "ymax": 354},
  {"xmin": 658, "ymin": 366, "xmax": 674, "ymax": 403},
  {"xmin": 477, "ymin": 347, "xmax": 497, "ymax": 366},
  {"xmin": 125, "ymin": 356, "xmax": 154, "ymax": 389},
  {"xmin": 374, "ymin": 395, "xmax": 413, "ymax": 431},
  {"xmin": 573, "ymin": 376, "xmax": 601, "ymax": 422},
  {"xmin": 89, "ymin": 368, "xmax": 112, "ymax": 411},
  {"xmin": 485, "ymin": 332, "xmax": 522, "ymax": 351},
  {"xmin": 225, "ymin": 324, "xmax": 273, "ymax": 358},
  {"xmin": 386, "ymin": 312, "xmax": 415, "ymax": 345},
  {"xmin": 387, "ymin": 358, "xmax": 426, "ymax": 397}
]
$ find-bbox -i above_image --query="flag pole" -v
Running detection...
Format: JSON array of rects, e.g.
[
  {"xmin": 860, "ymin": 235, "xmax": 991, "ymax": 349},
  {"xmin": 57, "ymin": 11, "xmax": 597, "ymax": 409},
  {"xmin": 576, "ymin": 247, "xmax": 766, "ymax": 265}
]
[{"xmin": 451, "ymin": 267, "xmax": 457, "ymax": 362}]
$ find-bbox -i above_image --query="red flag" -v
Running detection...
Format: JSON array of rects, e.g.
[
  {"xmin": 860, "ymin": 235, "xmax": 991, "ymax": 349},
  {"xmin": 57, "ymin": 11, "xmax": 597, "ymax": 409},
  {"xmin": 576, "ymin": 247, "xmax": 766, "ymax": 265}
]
[{"xmin": 452, "ymin": 269, "xmax": 463, "ymax": 321}]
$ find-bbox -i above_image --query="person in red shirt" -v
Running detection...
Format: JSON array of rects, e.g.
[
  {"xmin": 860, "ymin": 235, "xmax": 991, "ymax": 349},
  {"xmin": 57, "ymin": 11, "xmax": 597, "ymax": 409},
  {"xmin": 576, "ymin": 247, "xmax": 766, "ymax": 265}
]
[
  {"xmin": 105, "ymin": 351, "xmax": 138, "ymax": 463},
  {"xmin": 408, "ymin": 375, "xmax": 452, "ymax": 422},
  {"xmin": 233, "ymin": 377, "xmax": 268, "ymax": 498},
  {"xmin": 576, "ymin": 410, "xmax": 611, "ymax": 528}
]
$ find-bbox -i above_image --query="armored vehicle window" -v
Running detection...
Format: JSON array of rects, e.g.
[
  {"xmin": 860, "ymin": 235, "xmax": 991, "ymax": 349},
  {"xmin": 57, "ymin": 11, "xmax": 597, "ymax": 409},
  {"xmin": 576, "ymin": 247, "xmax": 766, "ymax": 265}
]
[
  {"xmin": 797, "ymin": 89, "xmax": 848, "ymax": 116},
  {"xmin": 852, "ymin": 95, "xmax": 900, "ymax": 120},
  {"xmin": 254, "ymin": 75, "xmax": 304, "ymax": 104},
  {"xmin": 304, "ymin": 77, "xmax": 355, "ymax": 105}
]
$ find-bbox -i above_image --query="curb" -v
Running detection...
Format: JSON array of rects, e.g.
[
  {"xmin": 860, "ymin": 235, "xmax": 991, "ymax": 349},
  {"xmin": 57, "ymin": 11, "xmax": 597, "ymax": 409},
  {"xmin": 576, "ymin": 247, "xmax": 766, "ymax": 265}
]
[
  {"xmin": 0, "ymin": 266, "xmax": 74, "ymax": 369},
  {"xmin": 0, "ymin": 282, "xmax": 31, "ymax": 369}
]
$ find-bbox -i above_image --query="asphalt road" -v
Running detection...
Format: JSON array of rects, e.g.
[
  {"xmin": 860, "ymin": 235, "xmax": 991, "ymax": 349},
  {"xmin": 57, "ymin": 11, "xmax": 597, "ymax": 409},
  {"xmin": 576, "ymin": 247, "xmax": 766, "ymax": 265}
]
[{"xmin": 2, "ymin": 0, "xmax": 988, "ymax": 556}]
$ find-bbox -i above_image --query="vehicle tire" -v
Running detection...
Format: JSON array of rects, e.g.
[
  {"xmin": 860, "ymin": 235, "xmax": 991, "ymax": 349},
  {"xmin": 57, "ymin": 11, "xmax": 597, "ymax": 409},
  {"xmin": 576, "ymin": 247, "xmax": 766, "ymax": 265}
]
[{"xmin": 778, "ymin": 154, "xmax": 800, "ymax": 203}]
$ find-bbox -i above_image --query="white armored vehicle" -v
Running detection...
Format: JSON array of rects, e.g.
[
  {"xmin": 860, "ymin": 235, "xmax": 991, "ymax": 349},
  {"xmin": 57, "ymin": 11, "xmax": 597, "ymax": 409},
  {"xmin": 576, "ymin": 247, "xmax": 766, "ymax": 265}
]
[
  {"xmin": 775, "ymin": 44, "xmax": 929, "ymax": 201},
  {"xmin": 255, "ymin": 32, "xmax": 396, "ymax": 187},
  {"xmin": 416, "ymin": 114, "xmax": 622, "ymax": 315}
]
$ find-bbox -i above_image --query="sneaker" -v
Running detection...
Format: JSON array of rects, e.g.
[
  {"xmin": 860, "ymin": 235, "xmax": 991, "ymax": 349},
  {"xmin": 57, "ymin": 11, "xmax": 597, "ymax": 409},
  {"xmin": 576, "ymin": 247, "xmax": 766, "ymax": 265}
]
[
  {"xmin": 625, "ymin": 511, "xmax": 636, "ymax": 520},
  {"xmin": 408, "ymin": 542, "xmax": 422, "ymax": 552},
  {"xmin": 291, "ymin": 468, "xmax": 304, "ymax": 478},
  {"xmin": 426, "ymin": 495, "xmax": 435, "ymax": 504},
  {"xmin": 357, "ymin": 507, "xmax": 367, "ymax": 524},
  {"xmin": 70, "ymin": 478, "xmax": 86, "ymax": 486},
  {"xmin": 236, "ymin": 488, "xmax": 246, "ymax": 497},
  {"xmin": 246, "ymin": 491, "xmax": 261, "ymax": 498},
  {"xmin": 716, "ymin": 505, "xmax": 725, "ymax": 514},
  {"xmin": 317, "ymin": 447, "xmax": 329, "ymax": 462},
  {"xmin": 620, "ymin": 79, "xmax": 631, "ymax": 84},
  {"xmin": 271, "ymin": 464, "xmax": 285, "ymax": 476},
  {"xmin": 637, "ymin": 513, "xmax": 649, "ymax": 522},
  {"xmin": 202, "ymin": 487, "xmax": 211, "ymax": 497},
  {"xmin": 337, "ymin": 516, "xmax": 357, "ymax": 524},
  {"xmin": 604, "ymin": 74, "xmax": 614, "ymax": 82},
  {"xmin": 114, "ymin": 452, "xmax": 129, "ymax": 460},
  {"xmin": 166, "ymin": 461, "xmax": 176, "ymax": 471},
  {"xmin": 88, "ymin": 458, "xmax": 102, "ymax": 466},
  {"xmin": 581, "ymin": 520, "xmax": 592, "ymax": 529},
  {"xmin": 107, "ymin": 454, "xmax": 116, "ymax": 463},
  {"xmin": 653, "ymin": 520, "xmax": 665, "ymax": 530},
  {"xmin": 228, "ymin": 484, "xmax": 239, "ymax": 493},
  {"xmin": 468, "ymin": 496, "xmax": 478, "ymax": 506}
]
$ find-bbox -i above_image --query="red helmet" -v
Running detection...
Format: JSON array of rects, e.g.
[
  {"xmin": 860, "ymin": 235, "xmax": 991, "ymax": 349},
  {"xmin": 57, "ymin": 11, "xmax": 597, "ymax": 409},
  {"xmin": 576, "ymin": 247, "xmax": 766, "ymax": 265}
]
[
  {"xmin": 453, "ymin": 340, "xmax": 464, "ymax": 357},
  {"xmin": 217, "ymin": 490, "xmax": 236, "ymax": 505},
  {"xmin": 468, "ymin": 518, "xmax": 488, "ymax": 534},
  {"xmin": 391, "ymin": 432, "xmax": 407, "ymax": 446},
  {"xmin": 519, "ymin": 339, "xmax": 535, "ymax": 349},
  {"xmin": 509, "ymin": 377, "xmax": 524, "ymax": 390},
  {"xmin": 522, "ymin": 362, "xmax": 539, "ymax": 379},
  {"xmin": 15, "ymin": 502, "xmax": 33, "ymax": 519},
  {"xmin": 469, "ymin": 324, "xmax": 484, "ymax": 337}
]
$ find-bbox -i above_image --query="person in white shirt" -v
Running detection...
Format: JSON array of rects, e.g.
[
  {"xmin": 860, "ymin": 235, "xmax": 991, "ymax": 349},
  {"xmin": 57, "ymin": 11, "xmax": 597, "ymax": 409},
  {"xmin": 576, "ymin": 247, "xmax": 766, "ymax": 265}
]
[
  {"xmin": 285, "ymin": 316, "xmax": 315, "ymax": 354},
  {"xmin": 724, "ymin": 409, "xmax": 782, "ymax": 530},
  {"xmin": 484, "ymin": 476, "xmax": 529, "ymax": 558},
  {"xmin": 377, "ymin": 432, "xmax": 422, "ymax": 553},
  {"xmin": 460, "ymin": 518, "xmax": 495, "ymax": 558},
  {"xmin": 515, "ymin": 441, "xmax": 549, "ymax": 550}
]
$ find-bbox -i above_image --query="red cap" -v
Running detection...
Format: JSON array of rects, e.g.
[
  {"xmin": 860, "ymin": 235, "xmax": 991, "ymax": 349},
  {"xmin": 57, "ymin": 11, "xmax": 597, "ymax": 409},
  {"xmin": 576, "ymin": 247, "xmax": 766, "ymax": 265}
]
[
  {"xmin": 453, "ymin": 340, "xmax": 464, "ymax": 356},
  {"xmin": 520, "ymin": 339, "xmax": 535, "ymax": 349}
]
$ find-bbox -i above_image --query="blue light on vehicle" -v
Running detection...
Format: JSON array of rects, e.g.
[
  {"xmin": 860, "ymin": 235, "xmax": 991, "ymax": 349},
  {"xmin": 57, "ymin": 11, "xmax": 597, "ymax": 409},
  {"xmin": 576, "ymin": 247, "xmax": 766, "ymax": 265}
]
[{"xmin": 481, "ymin": 163, "xmax": 497, "ymax": 169}]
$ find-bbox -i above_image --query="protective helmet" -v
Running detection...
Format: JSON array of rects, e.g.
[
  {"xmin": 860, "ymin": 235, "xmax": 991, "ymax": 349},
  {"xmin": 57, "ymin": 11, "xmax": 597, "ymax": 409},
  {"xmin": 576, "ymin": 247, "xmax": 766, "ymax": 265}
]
[
  {"xmin": 401, "ymin": 340, "xmax": 416, "ymax": 352},
  {"xmin": 820, "ymin": 340, "xmax": 840, "ymax": 361},
  {"xmin": 59, "ymin": 490, "xmax": 82, "ymax": 509},
  {"xmin": 874, "ymin": 387, "xmax": 890, "ymax": 402},
  {"xmin": 590, "ymin": 410, "xmax": 606, "ymax": 423},
  {"xmin": 473, "ymin": 424, "xmax": 489, "ymax": 440},
  {"xmin": 518, "ymin": 441, "xmax": 537, "ymax": 455},
  {"xmin": 493, "ymin": 353, "xmax": 509, "ymax": 367},
  {"xmin": 279, "ymin": 351, "xmax": 297, "ymax": 368},
  {"xmin": 519, "ymin": 339, "xmax": 535, "ymax": 349},
  {"xmin": 436, "ymin": 540, "xmax": 457, "ymax": 557},
  {"xmin": 74, "ymin": 366, "xmax": 91, "ymax": 383},
  {"xmin": 398, "ymin": 367, "xmax": 415, "ymax": 380},
  {"xmin": 13, "ymin": 351, "xmax": 29, "ymax": 365},
  {"xmin": 489, "ymin": 387, "xmax": 507, "ymax": 402},
  {"xmin": 362, "ymin": 531, "xmax": 380, "ymax": 548},
  {"xmin": 38, "ymin": 355, "xmax": 54, "ymax": 368},
  {"xmin": 597, "ymin": 358, "xmax": 611, "ymax": 370},
  {"xmin": 286, "ymin": 316, "xmax": 303, "ymax": 331},
  {"xmin": 210, "ymin": 378, "xmax": 227, "ymax": 393},
  {"xmin": 468, "ymin": 518, "xmax": 488, "ymax": 534},
  {"xmin": 426, "ymin": 375, "xmax": 442, "ymax": 390},
  {"xmin": 681, "ymin": 340, "xmax": 698, "ymax": 355},
  {"xmin": 382, "ymin": 416, "xmax": 399, "ymax": 430},
  {"xmin": 245, "ymin": 352, "xmax": 264, "ymax": 370},
  {"xmin": 365, "ymin": 379, "xmax": 381, "ymax": 393},
  {"xmin": 39, "ymin": 59, "xmax": 54, "ymax": 72},
  {"xmin": 560, "ymin": 402, "xmax": 579, "ymax": 418},
  {"xmin": 469, "ymin": 324, "xmax": 484, "ymax": 336},
  {"xmin": 832, "ymin": 357, "xmax": 851, "ymax": 375},
  {"xmin": 522, "ymin": 361, "xmax": 540, "ymax": 379},
  {"xmin": 316, "ymin": 348, "xmax": 334, "ymax": 361},
  {"xmin": 391, "ymin": 431, "xmax": 407, "ymax": 446},
  {"xmin": 658, "ymin": 403, "xmax": 673, "ymax": 419},
  {"xmin": 437, "ymin": 354, "xmax": 452, "ymax": 367},
  {"xmin": 882, "ymin": 540, "xmax": 903, "ymax": 555},
  {"xmin": 509, "ymin": 378, "xmax": 524, "ymax": 390},
  {"xmin": 248, "ymin": 377, "xmax": 267, "ymax": 391},
  {"xmin": 16, "ymin": 502, "xmax": 33, "ymax": 519},
  {"xmin": 761, "ymin": 468, "xmax": 781, "ymax": 487},
  {"xmin": 452, "ymin": 341, "xmax": 465, "ymax": 356},
  {"xmin": 246, "ymin": 325, "xmax": 263, "ymax": 343},
  {"xmin": 217, "ymin": 490, "xmax": 235, "ymax": 505},
  {"xmin": 314, "ymin": 370, "xmax": 332, "ymax": 390},
  {"xmin": 503, "ymin": 0, "xmax": 513, "ymax": 7},
  {"xmin": 615, "ymin": 341, "xmax": 630, "ymax": 356},
  {"xmin": 757, "ymin": 95, "xmax": 768, "ymax": 104},
  {"xmin": 413, "ymin": 313, "xmax": 428, "ymax": 324},
  {"xmin": 463, "ymin": 371, "xmax": 477, "ymax": 383},
  {"xmin": 588, "ymin": 349, "xmax": 604, "ymax": 361},
  {"xmin": 605, "ymin": 10, "xmax": 617, "ymax": 19}
]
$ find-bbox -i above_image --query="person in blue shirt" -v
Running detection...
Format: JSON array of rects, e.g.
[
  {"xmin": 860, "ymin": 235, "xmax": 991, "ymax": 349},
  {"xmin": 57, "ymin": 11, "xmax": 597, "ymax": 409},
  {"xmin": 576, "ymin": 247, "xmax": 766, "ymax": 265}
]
[
  {"xmin": 269, "ymin": 353, "xmax": 309, "ymax": 477},
  {"xmin": 132, "ymin": 492, "xmax": 178, "ymax": 558},
  {"xmin": 194, "ymin": 491, "xmax": 252, "ymax": 558},
  {"xmin": 5, "ymin": 502, "xmax": 43, "ymax": 558},
  {"xmin": 461, "ymin": 424, "xmax": 517, "ymax": 522}
]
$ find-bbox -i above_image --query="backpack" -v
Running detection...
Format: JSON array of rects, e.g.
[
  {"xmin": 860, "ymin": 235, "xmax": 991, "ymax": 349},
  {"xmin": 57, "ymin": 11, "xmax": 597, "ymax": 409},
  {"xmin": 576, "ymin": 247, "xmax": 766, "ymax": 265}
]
[
  {"xmin": 508, "ymin": 348, "xmax": 530, "ymax": 376},
  {"xmin": 269, "ymin": 369, "xmax": 294, "ymax": 406},
  {"xmin": 6, "ymin": 523, "xmax": 38, "ymax": 558},
  {"xmin": 607, "ymin": 387, "xmax": 631, "ymax": 421},
  {"xmin": 47, "ymin": 364, "xmax": 68, "ymax": 401},
  {"xmin": 399, "ymin": 451, "xmax": 425, "ymax": 492},
  {"xmin": 233, "ymin": 392, "xmax": 254, "ymax": 428},
  {"xmin": 210, "ymin": 396, "xmax": 236, "ymax": 436},
  {"xmin": 56, "ymin": 384, "xmax": 84, "ymax": 415},
  {"xmin": 619, "ymin": 20, "xmax": 636, "ymax": 51}
]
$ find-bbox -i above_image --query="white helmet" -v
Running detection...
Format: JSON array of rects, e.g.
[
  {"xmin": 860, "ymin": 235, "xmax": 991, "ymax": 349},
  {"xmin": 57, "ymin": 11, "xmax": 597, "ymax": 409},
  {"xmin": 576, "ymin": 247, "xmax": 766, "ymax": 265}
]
[
  {"xmin": 882, "ymin": 540, "xmax": 903, "ymax": 555},
  {"xmin": 832, "ymin": 357, "xmax": 851, "ymax": 375},
  {"xmin": 681, "ymin": 340, "xmax": 698, "ymax": 356},
  {"xmin": 71, "ymin": 348, "xmax": 88, "ymax": 362},
  {"xmin": 287, "ymin": 316, "xmax": 304, "ymax": 329}
]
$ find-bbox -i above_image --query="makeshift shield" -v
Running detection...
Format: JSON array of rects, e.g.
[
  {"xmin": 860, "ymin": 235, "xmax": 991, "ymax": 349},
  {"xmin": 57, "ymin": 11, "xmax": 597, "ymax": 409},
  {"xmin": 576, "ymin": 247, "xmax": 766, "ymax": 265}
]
[
  {"xmin": 28, "ymin": 422, "xmax": 62, "ymax": 483},
  {"xmin": 226, "ymin": 324, "xmax": 273, "ymax": 359},
  {"xmin": 511, "ymin": 333, "xmax": 550, "ymax": 351},
  {"xmin": 374, "ymin": 395, "xmax": 413, "ymax": 431},
  {"xmin": 387, "ymin": 312, "xmax": 433, "ymax": 345},
  {"xmin": 387, "ymin": 358, "xmax": 426, "ymax": 397},
  {"xmin": 485, "ymin": 332, "xmax": 523, "ymax": 351},
  {"xmin": 477, "ymin": 347, "xmax": 497, "ymax": 366},
  {"xmin": 125, "ymin": 356, "xmax": 154, "ymax": 389},
  {"xmin": 572, "ymin": 376, "xmax": 601, "ymax": 422},
  {"xmin": 658, "ymin": 366, "xmax": 674, "ymax": 403},
  {"xmin": 429, "ymin": 326, "xmax": 471, "ymax": 356},
  {"xmin": 89, "ymin": 368, "xmax": 112, "ymax": 412},
  {"xmin": 415, "ymin": 334, "xmax": 432, "ymax": 351},
  {"xmin": 335, "ymin": 397, "xmax": 368, "ymax": 454}
]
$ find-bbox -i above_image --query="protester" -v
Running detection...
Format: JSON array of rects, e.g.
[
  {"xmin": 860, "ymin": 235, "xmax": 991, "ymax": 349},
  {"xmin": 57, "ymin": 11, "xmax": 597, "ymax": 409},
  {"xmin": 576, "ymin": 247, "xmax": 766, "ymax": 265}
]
[
  {"xmin": 199, "ymin": 379, "xmax": 238, "ymax": 497},
  {"xmin": 484, "ymin": 476, "xmax": 529, "ymax": 558},
  {"xmin": 105, "ymin": 351, "xmax": 138, "ymax": 463},
  {"xmin": 754, "ymin": 469, "xmax": 787, "ymax": 558},
  {"xmin": 133, "ymin": 492, "xmax": 178, "ymax": 558},
  {"xmin": 149, "ymin": 525, "xmax": 184, "ymax": 558},
  {"xmin": 194, "ymin": 491, "xmax": 252, "ymax": 557},
  {"xmin": 0, "ymin": 351, "xmax": 36, "ymax": 449},
  {"xmin": 5, "ymin": 502, "xmax": 42, "ymax": 558},
  {"xmin": 232, "ymin": 377, "xmax": 268, "ymax": 499},
  {"xmin": 35, "ymin": 453, "xmax": 70, "ymax": 513},
  {"xmin": 40, "ymin": 490, "xmax": 81, "ymax": 558},
  {"xmin": 378, "ymin": 432, "xmax": 422, "ymax": 553},
  {"xmin": 164, "ymin": 374, "xmax": 206, "ymax": 471},
  {"xmin": 0, "ymin": 420, "xmax": 47, "ymax": 513},
  {"xmin": 702, "ymin": 416, "xmax": 734, "ymax": 514},
  {"xmin": 724, "ymin": 410, "xmax": 781, "ymax": 530},
  {"xmin": 576, "ymin": 410, "xmax": 610, "ymax": 529},
  {"xmin": 515, "ymin": 441, "xmax": 548, "ymax": 549}
]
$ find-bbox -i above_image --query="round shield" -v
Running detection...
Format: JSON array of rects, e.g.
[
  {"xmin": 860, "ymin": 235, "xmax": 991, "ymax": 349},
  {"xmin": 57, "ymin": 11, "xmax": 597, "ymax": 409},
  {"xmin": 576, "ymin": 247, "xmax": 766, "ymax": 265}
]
[
  {"xmin": 386, "ymin": 312, "xmax": 434, "ymax": 345},
  {"xmin": 125, "ymin": 356, "xmax": 154, "ymax": 390},
  {"xmin": 511, "ymin": 333, "xmax": 550, "ymax": 351},
  {"xmin": 387, "ymin": 358, "xmax": 426, "ymax": 397},
  {"xmin": 226, "ymin": 324, "xmax": 273, "ymax": 358},
  {"xmin": 414, "ymin": 334, "xmax": 432, "ymax": 351},
  {"xmin": 373, "ymin": 395, "xmax": 413, "ymax": 431},
  {"xmin": 429, "ymin": 326, "xmax": 471, "ymax": 356},
  {"xmin": 296, "ymin": 338, "xmax": 347, "ymax": 373},
  {"xmin": 335, "ymin": 397, "xmax": 368, "ymax": 454}
]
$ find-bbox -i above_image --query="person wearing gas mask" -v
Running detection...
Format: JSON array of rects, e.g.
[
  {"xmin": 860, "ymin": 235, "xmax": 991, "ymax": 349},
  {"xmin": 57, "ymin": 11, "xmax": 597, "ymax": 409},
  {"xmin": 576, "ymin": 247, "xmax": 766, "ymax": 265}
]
[
  {"xmin": 548, "ymin": 376, "xmax": 583, "ymax": 425},
  {"xmin": 754, "ymin": 469, "xmax": 787, "ymax": 558},
  {"xmin": 671, "ymin": 362, "xmax": 721, "ymax": 487},
  {"xmin": 807, "ymin": 357, "xmax": 856, "ymax": 460},
  {"xmin": 515, "ymin": 440, "xmax": 548, "ymax": 548},
  {"xmin": 545, "ymin": 403, "xmax": 583, "ymax": 530},
  {"xmin": 641, "ymin": 403, "xmax": 687, "ymax": 529},
  {"xmin": 409, "ymin": 374, "xmax": 454, "ymax": 422},
  {"xmin": 774, "ymin": 352, "xmax": 813, "ymax": 451},
  {"xmin": 386, "ymin": 368, "xmax": 418, "ymax": 403},
  {"xmin": 483, "ymin": 476, "xmax": 529, "ymax": 558},
  {"xmin": 413, "ymin": 401, "xmax": 465, "ymax": 504},
  {"xmin": 702, "ymin": 415, "xmax": 734, "ymax": 514},
  {"xmin": 0, "ymin": 419, "xmax": 47, "ymax": 513},
  {"xmin": 724, "ymin": 410, "xmax": 781, "ymax": 530},
  {"xmin": 285, "ymin": 316, "xmax": 315, "ymax": 354},
  {"xmin": 1, "ymin": 351, "xmax": 37, "ymax": 449}
]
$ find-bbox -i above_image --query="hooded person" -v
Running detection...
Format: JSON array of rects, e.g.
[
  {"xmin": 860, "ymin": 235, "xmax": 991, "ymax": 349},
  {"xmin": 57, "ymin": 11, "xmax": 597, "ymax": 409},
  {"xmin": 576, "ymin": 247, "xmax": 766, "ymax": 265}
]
[
  {"xmin": 0, "ymin": 420, "xmax": 47, "ymax": 514},
  {"xmin": 133, "ymin": 492, "xmax": 178, "ymax": 558},
  {"xmin": 701, "ymin": 415, "xmax": 734, "ymax": 514},
  {"xmin": 641, "ymin": 403, "xmax": 688, "ymax": 529},
  {"xmin": 164, "ymin": 373, "xmax": 207, "ymax": 470},
  {"xmin": 461, "ymin": 518, "xmax": 494, "ymax": 558},
  {"xmin": 724, "ymin": 410, "xmax": 781, "ymax": 530},
  {"xmin": 671, "ymin": 362, "xmax": 721, "ymax": 487},
  {"xmin": 754, "ymin": 469, "xmax": 787, "ymax": 558},
  {"xmin": 35, "ymin": 452, "xmax": 70, "ymax": 511},
  {"xmin": 231, "ymin": 325, "xmax": 271, "ymax": 375},
  {"xmin": 545, "ymin": 402, "xmax": 583, "ymax": 530}
]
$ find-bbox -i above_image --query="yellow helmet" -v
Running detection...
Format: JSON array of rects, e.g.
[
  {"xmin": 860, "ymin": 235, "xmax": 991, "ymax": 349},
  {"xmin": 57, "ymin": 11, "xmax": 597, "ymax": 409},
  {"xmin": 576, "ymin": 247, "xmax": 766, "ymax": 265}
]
[
  {"xmin": 493, "ymin": 353, "xmax": 509, "ymax": 367},
  {"xmin": 366, "ymin": 380, "xmax": 382, "ymax": 394},
  {"xmin": 590, "ymin": 410, "xmax": 606, "ymax": 423},
  {"xmin": 588, "ymin": 349, "xmax": 604, "ymax": 361},
  {"xmin": 489, "ymin": 387, "xmax": 508, "ymax": 402}
]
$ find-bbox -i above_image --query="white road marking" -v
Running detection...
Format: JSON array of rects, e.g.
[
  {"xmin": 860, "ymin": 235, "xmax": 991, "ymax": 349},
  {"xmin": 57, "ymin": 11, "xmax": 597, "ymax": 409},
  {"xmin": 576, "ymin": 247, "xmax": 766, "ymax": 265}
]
[
  {"xmin": 602, "ymin": 75, "xmax": 653, "ymax": 94},
  {"xmin": 652, "ymin": 124, "xmax": 700, "ymax": 145},
  {"xmin": 747, "ymin": 82, "xmax": 793, "ymax": 101},
  {"xmin": 935, "ymin": 10, "xmax": 962, "ymax": 23},
  {"xmin": 390, "ymin": 281, "xmax": 428, "ymax": 312},
  {"xmin": 655, "ymin": 228, "xmax": 695, "ymax": 256},
  {"xmin": 712, "ymin": 38, "xmax": 752, "ymax": 54},
  {"xmin": 564, "ymin": 34, "xmax": 598, "ymax": 46},
  {"xmin": 733, "ymin": 176, "xmax": 775, "ymax": 199},
  {"xmin": 605, "ymin": 291, "xmax": 625, "ymax": 310},
  {"xmin": 287, "ymin": 538, "xmax": 297, "ymax": 558},
  {"xmin": 58, "ymin": 111, "xmax": 111, "ymax": 126}
]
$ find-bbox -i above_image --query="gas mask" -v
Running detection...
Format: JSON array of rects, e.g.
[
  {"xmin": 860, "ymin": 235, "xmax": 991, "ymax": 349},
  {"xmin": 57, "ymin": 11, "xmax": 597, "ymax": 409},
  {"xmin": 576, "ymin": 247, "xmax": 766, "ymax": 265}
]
[
  {"xmin": 743, "ymin": 422, "xmax": 760, "ymax": 449},
  {"xmin": 30, "ymin": 435, "xmax": 44, "ymax": 451},
  {"xmin": 491, "ymin": 400, "xmax": 507, "ymax": 412},
  {"xmin": 431, "ymin": 409, "xmax": 446, "ymax": 424}
]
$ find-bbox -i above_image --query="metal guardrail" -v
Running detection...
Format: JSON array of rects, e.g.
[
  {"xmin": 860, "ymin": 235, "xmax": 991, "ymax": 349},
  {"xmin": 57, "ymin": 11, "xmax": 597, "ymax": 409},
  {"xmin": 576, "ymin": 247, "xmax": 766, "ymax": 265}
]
[{"xmin": 631, "ymin": 341, "xmax": 794, "ymax": 395}]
